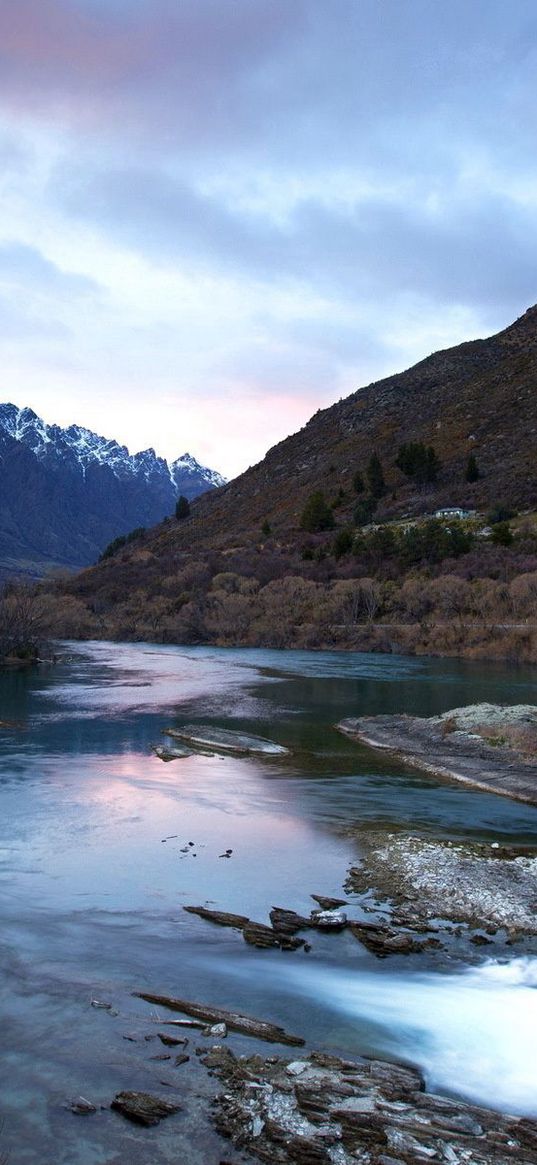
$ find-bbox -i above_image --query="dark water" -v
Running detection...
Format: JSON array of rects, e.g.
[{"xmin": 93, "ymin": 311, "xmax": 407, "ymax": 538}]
[{"xmin": 2, "ymin": 641, "xmax": 537, "ymax": 1162}]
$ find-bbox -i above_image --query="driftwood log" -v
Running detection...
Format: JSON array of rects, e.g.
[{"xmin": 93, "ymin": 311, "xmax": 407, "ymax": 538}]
[{"xmin": 134, "ymin": 992, "xmax": 305, "ymax": 1046}]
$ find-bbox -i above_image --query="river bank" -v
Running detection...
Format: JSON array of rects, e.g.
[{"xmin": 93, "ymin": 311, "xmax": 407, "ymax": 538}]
[{"xmin": 337, "ymin": 703, "xmax": 537, "ymax": 805}]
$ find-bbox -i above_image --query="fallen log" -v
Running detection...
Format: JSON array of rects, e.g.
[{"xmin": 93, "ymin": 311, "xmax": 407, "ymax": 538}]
[{"xmin": 134, "ymin": 992, "xmax": 305, "ymax": 1046}]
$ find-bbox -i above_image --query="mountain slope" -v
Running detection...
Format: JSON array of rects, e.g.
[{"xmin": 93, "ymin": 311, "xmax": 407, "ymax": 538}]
[
  {"xmin": 50, "ymin": 303, "xmax": 537, "ymax": 661},
  {"xmin": 0, "ymin": 405, "xmax": 225, "ymax": 576},
  {"xmin": 74, "ymin": 303, "xmax": 537, "ymax": 561}
]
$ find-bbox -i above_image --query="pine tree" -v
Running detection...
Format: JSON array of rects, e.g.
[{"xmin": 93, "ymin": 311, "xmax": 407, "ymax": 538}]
[
  {"xmin": 465, "ymin": 453, "xmax": 479, "ymax": 482},
  {"xmin": 175, "ymin": 495, "xmax": 190, "ymax": 520},
  {"xmin": 300, "ymin": 491, "xmax": 335, "ymax": 532},
  {"xmin": 366, "ymin": 453, "xmax": 385, "ymax": 499}
]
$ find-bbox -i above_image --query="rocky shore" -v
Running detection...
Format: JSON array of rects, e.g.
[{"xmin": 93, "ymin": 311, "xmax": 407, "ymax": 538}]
[
  {"xmin": 337, "ymin": 703, "xmax": 537, "ymax": 805},
  {"xmin": 202, "ymin": 1042, "xmax": 537, "ymax": 1164}
]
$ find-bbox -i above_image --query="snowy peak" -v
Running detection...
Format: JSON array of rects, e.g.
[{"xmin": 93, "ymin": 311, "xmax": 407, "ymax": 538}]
[
  {"xmin": 0, "ymin": 403, "xmax": 226, "ymax": 490},
  {"xmin": 0, "ymin": 403, "xmax": 226, "ymax": 574},
  {"xmin": 170, "ymin": 451, "xmax": 227, "ymax": 490}
]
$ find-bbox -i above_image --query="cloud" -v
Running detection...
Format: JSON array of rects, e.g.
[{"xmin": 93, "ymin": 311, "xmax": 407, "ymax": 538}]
[{"xmin": 0, "ymin": 1, "xmax": 536, "ymax": 475}]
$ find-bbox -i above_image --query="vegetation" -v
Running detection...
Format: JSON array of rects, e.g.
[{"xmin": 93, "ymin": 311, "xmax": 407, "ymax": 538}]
[
  {"xmin": 175, "ymin": 495, "xmax": 190, "ymax": 520},
  {"xmin": 0, "ymin": 583, "xmax": 47, "ymax": 660},
  {"xmin": 300, "ymin": 491, "xmax": 335, "ymax": 532},
  {"xmin": 366, "ymin": 452, "xmax": 385, "ymax": 499},
  {"xmin": 99, "ymin": 526, "xmax": 146, "ymax": 561},
  {"xmin": 352, "ymin": 470, "xmax": 365, "ymax": 494},
  {"xmin": 465, "ymin": 453, "xmax": 479, "ymax": 482},
  {"xmin": 395, "ymin": 442, "xmax": 440, "ymax": 485}
]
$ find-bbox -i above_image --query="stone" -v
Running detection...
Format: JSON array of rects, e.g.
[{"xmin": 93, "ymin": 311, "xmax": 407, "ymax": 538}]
[
  {"xmin": 310, "ymin": 909, "xmax": 347, "ymax": 929},
  {"xmin": 110, "ymin": 1090, "xmax": 181, "ymax": 1126}
]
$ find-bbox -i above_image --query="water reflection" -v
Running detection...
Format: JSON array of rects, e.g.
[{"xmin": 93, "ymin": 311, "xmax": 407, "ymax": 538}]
[{"xmin": 2, "ymin": 641, "xmax": 537, "ymax": 1161}]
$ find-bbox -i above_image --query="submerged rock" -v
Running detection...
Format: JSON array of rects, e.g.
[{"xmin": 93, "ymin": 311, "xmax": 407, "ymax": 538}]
[
  {"xmin": 163, "ymin": 723, "xmax": 290, "ymax": 756},
  {"xmin": 110, "ymin": 1090, "xmax": 181, "ymax": 1126},
  {"xmin": 152, "ymin": 743, "xmax": 193, "ymax": 761}
]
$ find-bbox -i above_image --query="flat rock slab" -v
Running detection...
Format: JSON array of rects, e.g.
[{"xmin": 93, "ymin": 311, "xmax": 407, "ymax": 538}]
[
  {"xmin": 111, "ymin": 1090, "xmax": 181, "ymax": 1126},
  {"xmin": 164, "ymin": 724, "xmax": 289, "ymax": 756},
  {"xmin": 337, "ymin": 710, "xmax": 537, "ymax": 804},
  {"xmin": 152, "ymin": 743, "xmax": 193, "ymax": 761}
]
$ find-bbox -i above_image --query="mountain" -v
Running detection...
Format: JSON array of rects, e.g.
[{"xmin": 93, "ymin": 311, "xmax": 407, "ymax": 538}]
[
  {"xmin": 49, "ymin": 304, "xmax": 537, "ymax": 660},
  {"xmin": 0, "ymin": 404, "xmax": 225, "ymax": 577}
]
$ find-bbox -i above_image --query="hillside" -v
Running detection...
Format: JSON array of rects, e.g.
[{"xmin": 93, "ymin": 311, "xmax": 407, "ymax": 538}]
[
  {"xmin": 0, "ymin": 405, "xmax": 225, "ymax": 578},
  {"xmin": 46, "ymin": 304, "xmax": 537, "ymax": 661}
]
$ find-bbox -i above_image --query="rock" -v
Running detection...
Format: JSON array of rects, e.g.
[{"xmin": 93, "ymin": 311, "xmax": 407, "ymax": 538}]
[
  {"xmin": 243, "ymin": 921, "xmax": 303, "ymax": 950},
  {"xmin": 270, "ymin": 907, "xmax": 312, "ymax": 934},
  {"xmin": 110, "ymin": 1090, "xmax": 181, "ymax": 1126},
  {"xmin": 174, "ymin": 1053, "xmax": 190, "ymax": 1066},
  {"xmin": 286, "ymin": 1061, "xmax": 309, "ymax": 1076},
  {"xmin": 164, "ymin": 724, "xmax": 290, "ymax": 756},
  {"xmin": 349, "ymin": 921, "xmax": 426, "ymax": 957},
  {"xmin": 311, "ymin": 895, "xmax": 348, "ymax": 909},
  {"xmin": 310, "ymin": 909, "xmax": 347, "ymax": 929},
  {"xmin": 184, "ymin": 905, "xmax": 250, "ymax": 928},
  {"xmin": 158, "ymin": 1032, "xmax": 188, "ymax": 1046},
  {"xmin": 152, "ymin": 744, "xmax": 193, "ymax": 761},
  {"xmin": 209, "ymin": 1022, "xmax": 227, "ymax": 1038},
  {"xmin": 66, "ymin": 1095, "xmax": 96, "ymax": 1115}
]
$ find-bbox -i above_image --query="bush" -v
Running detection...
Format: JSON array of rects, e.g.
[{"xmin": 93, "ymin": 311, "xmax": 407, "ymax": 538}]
[
  {"xmin": 487, "ymin": 504, "xmax": 517, "ymax": 525},
  {"xmin": 491, "ymin": 521, "xmax": 514, "ymax": 547},
  {"xmin": 333, "ymin": 528, "xmax": 354, "ymax": 559},
  {"xmin": 99, "ymin": 526, "xmax": 146, "ymax": 561}
]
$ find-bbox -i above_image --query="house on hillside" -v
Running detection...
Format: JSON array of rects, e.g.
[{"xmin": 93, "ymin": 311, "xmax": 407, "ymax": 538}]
[{"xmin": 434, "ymin": 507, "xmax": 474, "ymax": 520}]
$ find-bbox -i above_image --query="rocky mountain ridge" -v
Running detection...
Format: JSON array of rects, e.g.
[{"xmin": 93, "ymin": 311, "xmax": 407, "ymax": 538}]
[{"xmin": 0, "ymin": 404, "xmax": 225, "ymax": 577}]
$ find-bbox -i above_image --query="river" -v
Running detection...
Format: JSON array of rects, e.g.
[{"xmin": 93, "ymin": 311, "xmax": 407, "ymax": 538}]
[{"xmin": 2, "ymin": 641, "xmax": 537, "ymax": 1163}]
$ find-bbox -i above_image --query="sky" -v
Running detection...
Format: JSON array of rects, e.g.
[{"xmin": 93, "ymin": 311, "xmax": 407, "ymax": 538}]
[{"xmin": 0, "ymin": 0, "xmax": 536, "ymax": 478}]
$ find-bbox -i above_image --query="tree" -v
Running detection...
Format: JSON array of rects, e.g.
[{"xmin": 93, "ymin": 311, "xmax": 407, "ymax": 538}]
[
  {"xmin": 261, "ymin": 519, "xmax": 272, "ymax": 537},
  {"xmin": 333, "ymin": 527, "xmax": 354, "ymax": 559},
  {"xmin": 395, "ymin": 442, "xmax": 440, "ymax": 485},
  {"xmin": 465, "ymin": 453, "xmax": 479, "ymax": 482},
  {"xmin": 366, "ymin": 453, "xmax": 385, "ymax": 499},
  {"xmin": 353, "ymin": 496, "xmax": 377, "ymax": 526},
  {"xmin": 491, "ymin": 521, "xmax": 514, "ymax": 547},
  {"xmin": 175, "ymin": 495, "xmax": 190, "ymax": 520},
  {"xmin": 300, "ymin": 491, "xmax": 335, "ymax": 532},
  {"xmin": 352, "ymin": 470, "xmax": 365, "ymax": 494}
]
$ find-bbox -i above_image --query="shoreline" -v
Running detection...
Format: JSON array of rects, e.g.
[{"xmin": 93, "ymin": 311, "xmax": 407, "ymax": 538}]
[{"xmin": 337, "ymin": 706, "xmax": 537, "ymax": 806}]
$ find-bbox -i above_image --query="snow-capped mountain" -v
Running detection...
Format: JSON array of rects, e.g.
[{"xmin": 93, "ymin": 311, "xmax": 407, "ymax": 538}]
[{"xmin": 0, "ymin": 404, "xmax": 226, "ymax": 577}]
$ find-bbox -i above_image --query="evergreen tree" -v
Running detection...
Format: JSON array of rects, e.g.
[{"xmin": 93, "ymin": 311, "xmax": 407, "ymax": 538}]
[
  {"xmin": 261, "ymin": 519, "xmax": 272, "ymax": 537},
  {"xmin": 465, "ymin": 453, "xmax": 479, "ymax": 482},
  {"xmin": 300, "ymin": 490, "xmax": 335, "ymax": 532},
  {"xmin": 396, "ymin": 442, "xmax": 440, "ymax": 485},
  {"xmin": 175, "ymin": 495, "xmax": 190, "ymax": 520},
  {"xmin": 366, "ymin": 452, "xmax": 385, "ymax": 499},
  {"xmin": 352, "ymin": 470, "xmax": 365, "ymax": 494}
]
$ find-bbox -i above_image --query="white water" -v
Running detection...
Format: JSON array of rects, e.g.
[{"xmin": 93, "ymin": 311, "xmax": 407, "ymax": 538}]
[{"xmin": 271, "ymin": 957, "xmax": 537, "ymax": 1115}]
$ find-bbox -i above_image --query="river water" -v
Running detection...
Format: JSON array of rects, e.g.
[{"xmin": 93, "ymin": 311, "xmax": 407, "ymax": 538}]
[{"xmin": 2, "ymin": 641, "xmax": 537, "ymax": 1162}]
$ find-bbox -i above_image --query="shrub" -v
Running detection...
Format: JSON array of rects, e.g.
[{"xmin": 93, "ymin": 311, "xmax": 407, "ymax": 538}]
[{"xmin": 333, "ymin": 528, "xmax": 354, "ymax": 559}]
